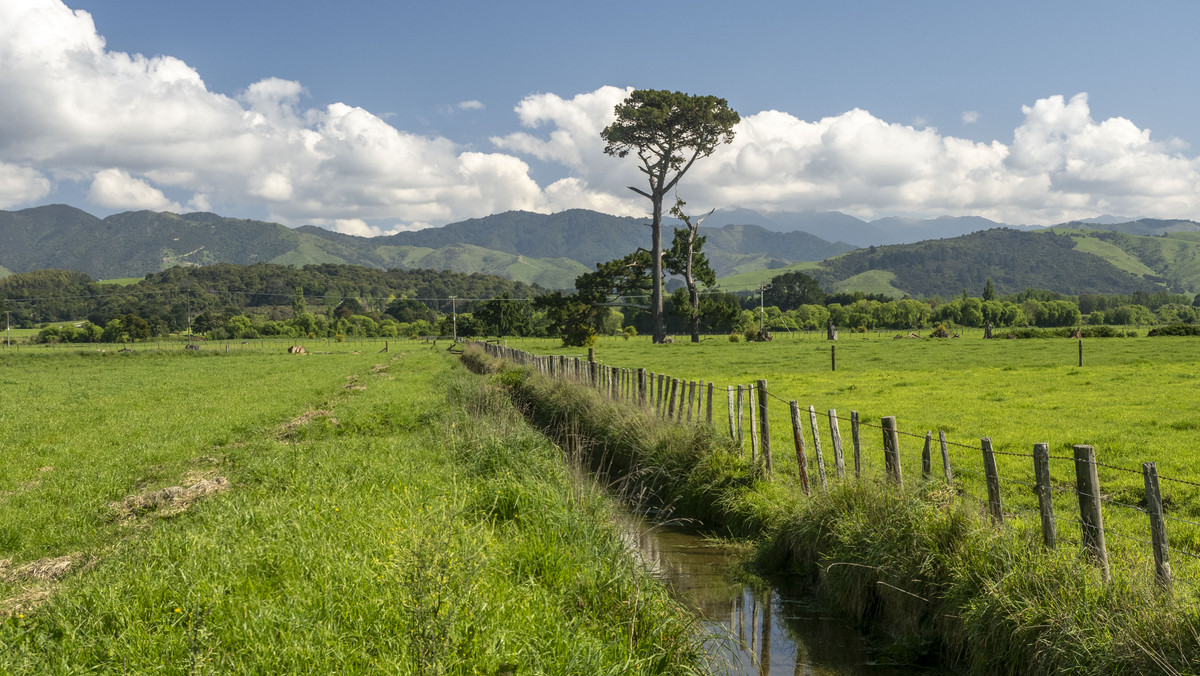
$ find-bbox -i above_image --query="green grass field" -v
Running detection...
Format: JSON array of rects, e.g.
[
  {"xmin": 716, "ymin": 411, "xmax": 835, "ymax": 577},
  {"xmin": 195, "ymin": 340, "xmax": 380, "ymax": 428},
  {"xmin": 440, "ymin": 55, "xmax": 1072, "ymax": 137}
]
[
  {"xmin": 507, "ymin": 333, "xmax": 1200, "ymax": 580},
  {"xmin": 0, "ymin": 343, "xmax": 705, "ymax": 673}
]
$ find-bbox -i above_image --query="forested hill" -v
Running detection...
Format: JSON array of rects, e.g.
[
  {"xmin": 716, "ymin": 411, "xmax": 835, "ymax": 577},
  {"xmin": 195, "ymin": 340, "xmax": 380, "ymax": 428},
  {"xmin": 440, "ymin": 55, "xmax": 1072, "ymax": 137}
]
[
  {"xmin": 0, "ymin": 263, "xmax": 543, "ymax": 327},
  {"xmin": 0, "ymin": 205, "xmax": 852, "ymax": 286},
  {"xmin": 810, "ymin": 228, "xmax": 1170, "ymax": 297},
  {"xmin": 0, "ymin": 206, "xmax": 297, "ymax": 279}
]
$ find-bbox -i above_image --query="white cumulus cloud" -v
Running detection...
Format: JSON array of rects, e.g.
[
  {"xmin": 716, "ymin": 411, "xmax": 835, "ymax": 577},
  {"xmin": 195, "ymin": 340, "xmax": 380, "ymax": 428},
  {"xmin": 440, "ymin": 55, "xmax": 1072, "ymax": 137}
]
[
  {"xmin": 495, "ymin": 89, "xmax": 1200, "ymax": 224},
  {"xmin": 0, "ymin": 0, "xmax": 558, "ymax": 229},
  {"xmin": 0, "ymin": 162, "xmax": 51, "ymax": 208},
  {"xmin": 88, "ymin": 168, "xmax": 182, "ymax": 211},
  {"xmin": 2, "ymin": 0, "xmax": 1200, "ymax": 230}
]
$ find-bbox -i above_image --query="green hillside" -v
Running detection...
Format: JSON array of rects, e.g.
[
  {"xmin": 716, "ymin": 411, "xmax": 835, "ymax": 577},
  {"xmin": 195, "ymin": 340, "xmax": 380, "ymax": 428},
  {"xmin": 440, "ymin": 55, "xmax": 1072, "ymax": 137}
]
[
  {"xmin": 830, "ymin": 270, "xmax": 906, "ymax": 298},
  {"xmin": 396, "ymin": 243, "xmax": 589, "ymax": 288},
  {"xmin": 805, "ymin": 228, "xmax": 1162, "ymax": 298},
  {"xmin": 1051, "ymin": 228, "xmax": 1200, "ymax": 293},
  {"xmin": 717, "ymin": 261, "xmax": 820, "ymax": 291}
]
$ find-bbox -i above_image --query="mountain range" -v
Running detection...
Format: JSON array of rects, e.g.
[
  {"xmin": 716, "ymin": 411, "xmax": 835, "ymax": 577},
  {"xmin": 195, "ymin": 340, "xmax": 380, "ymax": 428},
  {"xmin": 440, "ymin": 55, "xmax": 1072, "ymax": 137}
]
[
  {"xmin": 2, "ymin": 204, "xmax": 1200, "ymax": 298},
  {"xmin": 0, "ymin": 205, "xmax": 852, "ymax": 287}
]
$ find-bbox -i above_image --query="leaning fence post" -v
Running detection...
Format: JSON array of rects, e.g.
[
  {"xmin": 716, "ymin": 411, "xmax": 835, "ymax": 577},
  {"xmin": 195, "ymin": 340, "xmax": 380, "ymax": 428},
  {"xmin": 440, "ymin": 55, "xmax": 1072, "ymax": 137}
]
[
  {"xmin": 808, "ymin": 406, "xmax": 827, "ymax": 490},
  {"xmin": 881, "ymin": 416, "xmax": 902, "ymax": 486},
  {"xmin": 850, "ymin": 411, "xmax": 861, "ymax": 479},
  {"xmin": 939, "ymin": 430, "xmax": 953, "ymax": 484},
  {"xmin": 1073, "ymin": 444, "xmax": 1110, "ymax": 582},
  {"xmin": 1033, "ymin": 443, "xmax": 1056, "ymax": 549},
  {"xmin": 789, "ymin": 401, "xmax": 811, "ymax": 495},
  {"xmin": 757, "ymin": 380, "xmax": 772, "ymax": 475},
  {"xmin": 981, "ymin": 438, "xmax": 1003, "ymax": 524},
  {"xmin": 828, "ymin": 409, "xmax": 845, "ymax": 480},
  {"xmin": 1143, "ymin": 461, "xmax": 1172, "ymax": 592}
]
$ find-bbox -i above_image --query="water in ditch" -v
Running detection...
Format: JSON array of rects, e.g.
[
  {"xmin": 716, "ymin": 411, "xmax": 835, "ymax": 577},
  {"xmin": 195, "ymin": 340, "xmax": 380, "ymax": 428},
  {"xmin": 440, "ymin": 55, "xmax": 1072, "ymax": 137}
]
[{"xmin": 621, "ymin": 514, "xmax": 940, "ymax": 675}]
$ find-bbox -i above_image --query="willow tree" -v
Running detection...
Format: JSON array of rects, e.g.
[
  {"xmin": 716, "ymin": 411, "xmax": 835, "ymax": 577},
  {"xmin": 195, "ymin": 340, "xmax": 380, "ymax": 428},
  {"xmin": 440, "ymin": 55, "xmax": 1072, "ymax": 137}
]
[{"xmin": 601, "ymin": 90, "xmax": 739, "ymax": 343}]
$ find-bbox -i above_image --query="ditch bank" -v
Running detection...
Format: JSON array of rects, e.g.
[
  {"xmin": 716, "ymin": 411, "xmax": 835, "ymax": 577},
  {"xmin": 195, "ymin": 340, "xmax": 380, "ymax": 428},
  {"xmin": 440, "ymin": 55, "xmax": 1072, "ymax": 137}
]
[{"xmin": 462, "ymin": 343, "xmax": 1200, "ymax": 675}]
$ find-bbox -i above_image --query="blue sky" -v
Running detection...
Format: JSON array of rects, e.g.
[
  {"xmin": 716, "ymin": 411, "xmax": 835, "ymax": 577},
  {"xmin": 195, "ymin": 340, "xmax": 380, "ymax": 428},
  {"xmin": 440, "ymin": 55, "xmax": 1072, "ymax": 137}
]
[{"xmin": 2, "ymin": 0, "xmax": 1199, "ymax": 234}]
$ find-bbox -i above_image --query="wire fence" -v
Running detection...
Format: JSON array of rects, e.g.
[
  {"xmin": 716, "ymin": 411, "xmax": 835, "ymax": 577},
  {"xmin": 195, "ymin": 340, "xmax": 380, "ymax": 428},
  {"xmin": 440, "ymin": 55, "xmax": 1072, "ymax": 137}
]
[{"xmin": 474, "ymin": 340, "xmax": 1199, "ymax": 596}]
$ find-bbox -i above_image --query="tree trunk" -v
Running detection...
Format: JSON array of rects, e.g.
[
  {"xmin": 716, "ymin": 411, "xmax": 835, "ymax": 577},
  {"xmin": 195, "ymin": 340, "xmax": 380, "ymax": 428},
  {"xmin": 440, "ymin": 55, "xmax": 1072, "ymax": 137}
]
[
  {"xmin": 650, "ymin": 195, "xmax": 665, "ymax": 343},
  {"xmin": 686, "ymin": 234, "xmax": 700, "ymax": 343}
]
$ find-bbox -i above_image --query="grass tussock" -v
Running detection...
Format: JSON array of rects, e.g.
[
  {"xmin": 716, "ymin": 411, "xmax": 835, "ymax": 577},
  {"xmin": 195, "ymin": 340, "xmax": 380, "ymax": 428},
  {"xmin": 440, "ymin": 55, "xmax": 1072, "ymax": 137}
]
[{"xmin": 468, "ymin": 343, "xmax": 1200, "ymax": 674}]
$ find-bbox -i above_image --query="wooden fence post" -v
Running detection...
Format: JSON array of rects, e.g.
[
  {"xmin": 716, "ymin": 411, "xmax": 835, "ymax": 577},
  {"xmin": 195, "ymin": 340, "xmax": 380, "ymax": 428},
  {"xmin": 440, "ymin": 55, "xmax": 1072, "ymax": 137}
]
[
  {"xmin": 922, "ymin": 431, "xmax": 933, "ymax": 480},
  {"xmin": 981, "ymin": 437, "xmax": 1003, "ymax": 524},
  {"xmin": 726, "ymin": 386, "xmax": 736, "ymax": 441},
  {"xmin": 706, "ymin": 382, "xmax": 714, "ymax": 424},
  {"xmin": 1033, "ymin": 443, "xmax": 1056, "ymax": 549},
  {"xmin": 789, "ymin": 401, "xmax": 811, "ymax": 495},
  {"xmin": 748, "ymin": 386, "xmax": 759, "ymax": 467},
  {"xmin": 939, "ymin": 430, "xmax": 953, "ymax": 484},
  {"xmin": 808, "ymin": 406, "xmax": 827, "ymax": 490},
  {"xmin": 828, "ymin": 409, "xmax": 845, "ymax": 480},
  {"xmin": 851, "ymin": 411, "xmax": 861, "ymax": 479},
  {"xmin": 638, "ymin": 368, "xmax": 647, "ymax": 408},
  {"xmin": 668, "ymin": 379, "xmax": 679, "ymax": 419},
  {"xmin": 757, "ymin": 380, "xmax": 772, "ymax": 475},
  {"xmin": 1143, "ymin": 461, "xmax": 1172, "ymax": 592},
  {"xmin": 881, "ymin": 416, "xmax": 902, "ymax": 486},
  {"xmin": 657, "ymin": 374, "xmax": 666, "ymax": 414},
  {"xmin": 831, "ymin": 344, "xmax": 836, "ymax": 371},
  {"xmin": 1073, "ymin": 444, "xmax": 1110, "ymax": 581},
  {"xmin": 736, "ymin": 385, "xmax": 745, "ymax": 448},
  {"xmin": 687, "ymin": 381, "xmax": 696, "ymax": 422}
]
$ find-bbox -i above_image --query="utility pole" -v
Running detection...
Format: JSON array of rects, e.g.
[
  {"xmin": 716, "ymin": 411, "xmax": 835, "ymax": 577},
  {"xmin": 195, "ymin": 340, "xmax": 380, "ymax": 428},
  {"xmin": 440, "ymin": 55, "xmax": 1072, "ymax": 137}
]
[
  {"xmin": 757, "ymin": 284, "xmax": 772, "ymax": 336},
  {"xmin": 4, "ymin": 310, "xmax": 10, "ymax": 348},
  {"xmin": 450, "ymin": 296, "xmax": 458, "ymax": 342}
]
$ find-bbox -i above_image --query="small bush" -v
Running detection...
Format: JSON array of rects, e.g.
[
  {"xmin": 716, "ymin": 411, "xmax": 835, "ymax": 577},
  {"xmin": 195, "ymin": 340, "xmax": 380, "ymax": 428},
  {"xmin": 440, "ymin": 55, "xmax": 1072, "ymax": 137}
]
[{"xmin": 929, "ymin": 322, "xmax": 952, "ymax": 338}]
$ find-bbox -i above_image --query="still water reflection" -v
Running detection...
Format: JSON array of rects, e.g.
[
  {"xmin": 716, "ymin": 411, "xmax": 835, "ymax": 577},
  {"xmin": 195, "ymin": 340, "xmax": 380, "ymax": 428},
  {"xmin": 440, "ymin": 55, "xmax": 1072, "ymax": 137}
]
[{"xmin": 623, "ymin": 518, "xmax": 934, "ymax": 675}]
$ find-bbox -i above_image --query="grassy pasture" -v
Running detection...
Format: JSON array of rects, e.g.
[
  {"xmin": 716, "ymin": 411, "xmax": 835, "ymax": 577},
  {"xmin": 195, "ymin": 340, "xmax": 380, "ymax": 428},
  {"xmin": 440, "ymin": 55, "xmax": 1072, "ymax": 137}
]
[
  {"xmin": 0, "ymin": 344, "xmax": 704, "ymax": 673},
  {"xmin": 510, "ymin": 333, "xmax": 1200, "ymax": 581}
]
